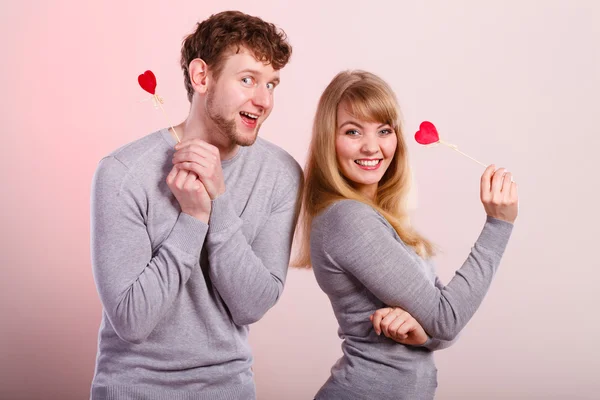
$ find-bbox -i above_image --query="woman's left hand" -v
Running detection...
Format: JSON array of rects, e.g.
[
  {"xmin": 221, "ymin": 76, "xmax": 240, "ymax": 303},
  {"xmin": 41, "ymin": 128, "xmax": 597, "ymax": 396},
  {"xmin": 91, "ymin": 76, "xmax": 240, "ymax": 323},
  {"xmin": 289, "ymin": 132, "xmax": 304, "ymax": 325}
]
[{"xmin": 370, "ymin": 307, "xmax": 429, "ymax": 346}]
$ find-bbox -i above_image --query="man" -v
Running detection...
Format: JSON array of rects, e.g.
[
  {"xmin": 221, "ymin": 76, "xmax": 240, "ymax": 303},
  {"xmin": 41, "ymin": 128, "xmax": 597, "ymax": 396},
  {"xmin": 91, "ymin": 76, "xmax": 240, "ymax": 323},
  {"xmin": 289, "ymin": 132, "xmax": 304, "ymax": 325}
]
[{"xmin": 90, "ymin": 11, "xmax": 302, "ymax": 399}]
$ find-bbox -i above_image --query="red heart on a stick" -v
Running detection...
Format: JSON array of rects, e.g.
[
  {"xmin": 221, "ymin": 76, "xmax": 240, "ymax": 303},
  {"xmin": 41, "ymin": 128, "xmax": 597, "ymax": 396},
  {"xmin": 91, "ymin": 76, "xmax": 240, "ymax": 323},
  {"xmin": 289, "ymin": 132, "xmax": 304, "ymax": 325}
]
[
  {"xmin": 415, "ymin": 121, "xmax": 440, "ymax": 145},
  {"xmin": 138, "ymin": 70, "xmax": 157, "ymax": 95}
]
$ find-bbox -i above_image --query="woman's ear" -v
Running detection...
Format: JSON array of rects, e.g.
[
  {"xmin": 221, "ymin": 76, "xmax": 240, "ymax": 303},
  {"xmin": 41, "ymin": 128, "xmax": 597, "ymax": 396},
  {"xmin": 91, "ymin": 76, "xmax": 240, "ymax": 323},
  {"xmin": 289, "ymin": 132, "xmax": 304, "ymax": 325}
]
[{"xmin": 189, "ymin": 58, "xmax": 209, "ymax": 94}]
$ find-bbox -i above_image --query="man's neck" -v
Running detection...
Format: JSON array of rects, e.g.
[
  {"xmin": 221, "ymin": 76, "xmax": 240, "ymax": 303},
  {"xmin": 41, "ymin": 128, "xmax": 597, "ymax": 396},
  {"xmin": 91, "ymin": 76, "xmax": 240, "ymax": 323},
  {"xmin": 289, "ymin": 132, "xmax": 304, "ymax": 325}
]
[{"xmin": 171, "ymin": 116, "xmax": 240, "ymax": 161}]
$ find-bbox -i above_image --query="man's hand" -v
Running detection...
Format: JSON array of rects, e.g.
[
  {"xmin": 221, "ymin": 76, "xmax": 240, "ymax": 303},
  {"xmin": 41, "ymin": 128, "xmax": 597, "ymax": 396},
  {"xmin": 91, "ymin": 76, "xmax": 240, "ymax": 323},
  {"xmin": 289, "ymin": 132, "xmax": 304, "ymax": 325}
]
[
  {"xmin": 166, "ymin": 165, "xmax": 211, "ymax": 223},
  {"xmin": 173, "ymin": 139, "xmax": 226, "ymax": 200}
]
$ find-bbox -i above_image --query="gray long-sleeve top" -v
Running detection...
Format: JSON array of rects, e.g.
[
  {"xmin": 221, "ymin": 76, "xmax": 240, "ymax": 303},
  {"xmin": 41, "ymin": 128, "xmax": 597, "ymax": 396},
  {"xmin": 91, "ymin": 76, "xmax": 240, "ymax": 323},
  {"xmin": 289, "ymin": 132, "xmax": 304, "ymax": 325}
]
[
  {"xmin": 90, "ymin": 128, "xmax": 302, "ymax": 400},
  {"xmin": 310, "ymin": 199, "xmax": 513, "ymax": 400}
]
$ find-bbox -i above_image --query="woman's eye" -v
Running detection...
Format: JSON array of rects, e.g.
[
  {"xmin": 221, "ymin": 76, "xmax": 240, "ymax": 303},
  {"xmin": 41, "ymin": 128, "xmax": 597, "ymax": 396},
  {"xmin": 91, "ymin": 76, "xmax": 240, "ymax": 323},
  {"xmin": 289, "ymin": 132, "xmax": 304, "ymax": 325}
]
[
  {"xmin": 345, "ymin": 129, "xmax": 360, "ymax": 136},
  {"xmin": 379, "ymin": 129, "xmax": 393, "ymax": 135}
]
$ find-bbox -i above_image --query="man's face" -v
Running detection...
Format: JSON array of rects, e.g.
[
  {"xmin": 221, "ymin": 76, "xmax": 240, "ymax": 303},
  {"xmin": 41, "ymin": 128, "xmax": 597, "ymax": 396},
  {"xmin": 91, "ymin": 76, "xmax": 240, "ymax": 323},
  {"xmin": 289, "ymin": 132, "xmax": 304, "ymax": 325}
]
[{"xmin": 205, "ymin": 47, "xmax": 280, "ymax": 146}]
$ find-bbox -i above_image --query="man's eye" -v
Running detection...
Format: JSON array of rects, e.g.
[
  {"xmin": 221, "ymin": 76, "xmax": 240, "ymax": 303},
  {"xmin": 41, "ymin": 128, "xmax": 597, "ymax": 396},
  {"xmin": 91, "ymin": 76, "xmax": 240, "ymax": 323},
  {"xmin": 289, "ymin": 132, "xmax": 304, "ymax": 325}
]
[{"xmin": 242, "ymin": 77, "xmax": 254, "ymax": 85}]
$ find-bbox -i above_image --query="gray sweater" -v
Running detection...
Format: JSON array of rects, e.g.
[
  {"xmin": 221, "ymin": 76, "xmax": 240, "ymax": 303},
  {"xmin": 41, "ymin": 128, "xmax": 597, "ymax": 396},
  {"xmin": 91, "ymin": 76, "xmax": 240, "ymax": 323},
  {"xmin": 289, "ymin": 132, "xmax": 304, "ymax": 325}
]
[
  {"xmin": 311, "ymin": 200, "xmax": 513, "ymax": 400},
  {"xmin": 90, "ymin": 128, "xmax": 302, "ymax": 400}
]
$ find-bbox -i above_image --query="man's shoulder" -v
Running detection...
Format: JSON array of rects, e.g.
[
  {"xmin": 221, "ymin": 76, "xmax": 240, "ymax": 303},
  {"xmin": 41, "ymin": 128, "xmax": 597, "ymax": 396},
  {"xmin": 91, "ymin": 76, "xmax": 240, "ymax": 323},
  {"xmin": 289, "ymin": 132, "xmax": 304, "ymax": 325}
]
[
  {"xmin": 93, "ymin": 129, "xmax": 170, "ymax": 190},
  {"xmin": 251, "ymin": 137, "xmax": 302, "ymax": 183},
  {"xmin": 106, "ymin": 129, "xmax": 169, "ymax": 169}
]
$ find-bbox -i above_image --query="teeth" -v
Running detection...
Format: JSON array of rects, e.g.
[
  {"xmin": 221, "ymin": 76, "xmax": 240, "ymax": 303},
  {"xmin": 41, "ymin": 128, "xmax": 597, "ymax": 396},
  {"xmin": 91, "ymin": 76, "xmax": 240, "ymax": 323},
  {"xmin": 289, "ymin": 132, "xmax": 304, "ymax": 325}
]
[
  {"xmin": 355, "ymin": 159, "xmax": 380, "ymax": 167},
  {"xmin": 356, "ymin": 159, "xmax": 380, "ymax": 167},
  {"xmin": 240, "ymin": 111, "xmax": 258, "ymax": 119}
]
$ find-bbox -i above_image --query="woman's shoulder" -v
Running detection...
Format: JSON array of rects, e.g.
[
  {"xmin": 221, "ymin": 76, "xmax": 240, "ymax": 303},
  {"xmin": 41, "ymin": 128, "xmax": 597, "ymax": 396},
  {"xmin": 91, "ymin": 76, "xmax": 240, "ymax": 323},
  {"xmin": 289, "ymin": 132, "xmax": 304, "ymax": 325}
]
[
  {"xmin": 320, "ymin": 198, "xmax": 376, "ymax": 217},
  {"xmin": 313, "ymin": 199, "xmax": 386, "ymax": 232}
]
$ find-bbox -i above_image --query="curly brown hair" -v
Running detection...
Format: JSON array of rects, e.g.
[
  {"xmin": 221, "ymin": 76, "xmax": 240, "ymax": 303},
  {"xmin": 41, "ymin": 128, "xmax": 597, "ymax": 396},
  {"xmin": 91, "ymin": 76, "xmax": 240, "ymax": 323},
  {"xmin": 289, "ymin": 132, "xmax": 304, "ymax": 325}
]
[{"xmin": 180, "ymin": 10, "xmax": 292, "ymax": 102}]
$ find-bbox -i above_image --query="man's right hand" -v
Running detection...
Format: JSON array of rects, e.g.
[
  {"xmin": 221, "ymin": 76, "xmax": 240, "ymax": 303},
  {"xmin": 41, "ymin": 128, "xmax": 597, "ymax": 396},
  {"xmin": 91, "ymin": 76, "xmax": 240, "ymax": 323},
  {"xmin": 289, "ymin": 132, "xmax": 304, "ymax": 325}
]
[{"xmin": 166, "ymin": 165, "xmax": 211, "ymax": 223}]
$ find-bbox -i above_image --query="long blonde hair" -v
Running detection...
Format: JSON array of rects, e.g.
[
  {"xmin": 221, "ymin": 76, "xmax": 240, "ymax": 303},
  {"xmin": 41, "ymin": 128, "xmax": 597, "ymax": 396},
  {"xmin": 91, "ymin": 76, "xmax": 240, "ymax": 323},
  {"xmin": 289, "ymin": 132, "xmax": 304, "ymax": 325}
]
[{"xmin": 293, "ymin": 70, "xmax": 434, "ymax": 268}]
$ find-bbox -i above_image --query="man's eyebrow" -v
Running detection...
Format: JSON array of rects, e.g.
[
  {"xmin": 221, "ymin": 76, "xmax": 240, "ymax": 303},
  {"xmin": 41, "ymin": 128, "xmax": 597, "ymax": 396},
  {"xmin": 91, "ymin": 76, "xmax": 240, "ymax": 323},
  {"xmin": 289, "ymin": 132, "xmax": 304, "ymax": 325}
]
[{"xmin": 237, "ymin": 69, "xmax": 280, "ymax": 84}]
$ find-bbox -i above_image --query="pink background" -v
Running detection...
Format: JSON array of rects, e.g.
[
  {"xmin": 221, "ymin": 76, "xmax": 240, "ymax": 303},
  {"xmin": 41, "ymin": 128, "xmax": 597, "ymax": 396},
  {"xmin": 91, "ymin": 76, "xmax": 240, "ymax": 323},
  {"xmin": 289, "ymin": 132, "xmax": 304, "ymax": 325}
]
[{"xmin": 1, "ymin": 1, "xmax": 599, "ymax": 399}]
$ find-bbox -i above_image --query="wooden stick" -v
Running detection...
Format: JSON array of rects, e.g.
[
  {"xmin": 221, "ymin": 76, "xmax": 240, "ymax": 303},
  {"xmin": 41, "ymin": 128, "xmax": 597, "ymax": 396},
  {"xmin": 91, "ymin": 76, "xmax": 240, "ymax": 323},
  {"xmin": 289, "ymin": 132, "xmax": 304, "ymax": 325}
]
[
  {"xmin": 439, "ymin": 140, "xmax": 487, "ymax": 167},
  {"xmin": 153, "ymin": 95, "xmax": 181, "ymax": 143}
]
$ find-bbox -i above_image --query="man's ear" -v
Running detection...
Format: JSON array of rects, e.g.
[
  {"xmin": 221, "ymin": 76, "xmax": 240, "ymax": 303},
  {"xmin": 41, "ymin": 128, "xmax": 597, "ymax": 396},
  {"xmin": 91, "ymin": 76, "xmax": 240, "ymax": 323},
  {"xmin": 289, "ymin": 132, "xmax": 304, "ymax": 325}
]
[{"xmin": 189, "ymin": 58, "xmax": 209, "ymax": 94}]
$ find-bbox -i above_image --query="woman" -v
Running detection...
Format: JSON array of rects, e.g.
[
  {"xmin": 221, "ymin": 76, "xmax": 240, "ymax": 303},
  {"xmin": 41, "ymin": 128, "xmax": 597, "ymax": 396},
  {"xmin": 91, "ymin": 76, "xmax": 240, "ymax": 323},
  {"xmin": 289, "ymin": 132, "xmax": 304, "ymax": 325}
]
[{"xmin": 297, "ymin": 70, "xmax": 518, "ymax": 399}]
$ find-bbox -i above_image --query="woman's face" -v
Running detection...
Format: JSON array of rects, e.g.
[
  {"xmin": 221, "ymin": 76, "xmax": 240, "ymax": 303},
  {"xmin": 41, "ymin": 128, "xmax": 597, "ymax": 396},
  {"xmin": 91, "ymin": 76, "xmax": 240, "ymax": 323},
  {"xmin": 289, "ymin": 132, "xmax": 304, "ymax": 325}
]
[{"xmin": 335, "ymin": 102, "xmax": 398, "ymax": 199}]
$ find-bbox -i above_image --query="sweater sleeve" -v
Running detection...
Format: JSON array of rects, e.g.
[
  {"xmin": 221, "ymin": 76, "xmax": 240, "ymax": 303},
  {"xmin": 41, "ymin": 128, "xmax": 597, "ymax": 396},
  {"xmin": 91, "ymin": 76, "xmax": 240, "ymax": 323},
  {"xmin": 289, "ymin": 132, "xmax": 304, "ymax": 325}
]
[
  {"xmin": 419, "ymin": 277, "xmax": 460, "ymax": 351},
  {"xmin": 204, "ymin": 170, "xmax": 302, "ymax": 326},
  {"xmin": 90, "ymin": 156, "xmax": 208, "ymax": 344},
  {"xmin": 318, "ymin": 200, "xmax": 513, "ymax": 341}
]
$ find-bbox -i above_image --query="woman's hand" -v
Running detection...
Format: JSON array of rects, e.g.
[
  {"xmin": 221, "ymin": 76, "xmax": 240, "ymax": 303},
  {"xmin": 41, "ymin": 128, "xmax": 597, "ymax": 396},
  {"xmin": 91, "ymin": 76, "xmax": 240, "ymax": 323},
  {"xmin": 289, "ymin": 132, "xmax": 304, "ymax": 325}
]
[
  {"xmin": 370, "ymin": 307, "xmax": 428, "ymax": 346},
  {"xmin": 481, "ymin": 165, "xmax": 519, "ymax": 223}
]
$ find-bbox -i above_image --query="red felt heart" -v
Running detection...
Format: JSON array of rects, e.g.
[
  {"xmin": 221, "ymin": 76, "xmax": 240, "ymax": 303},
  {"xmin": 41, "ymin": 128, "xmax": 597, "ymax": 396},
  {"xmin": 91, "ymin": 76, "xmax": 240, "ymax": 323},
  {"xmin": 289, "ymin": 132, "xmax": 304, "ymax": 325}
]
[
  {"xmin": 415, "ymin": 121, "xmax": 440, "ymax": 145},
  {"xmin": 138, "ymin": 70, "xmax": 157, "ymax": 95}
]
